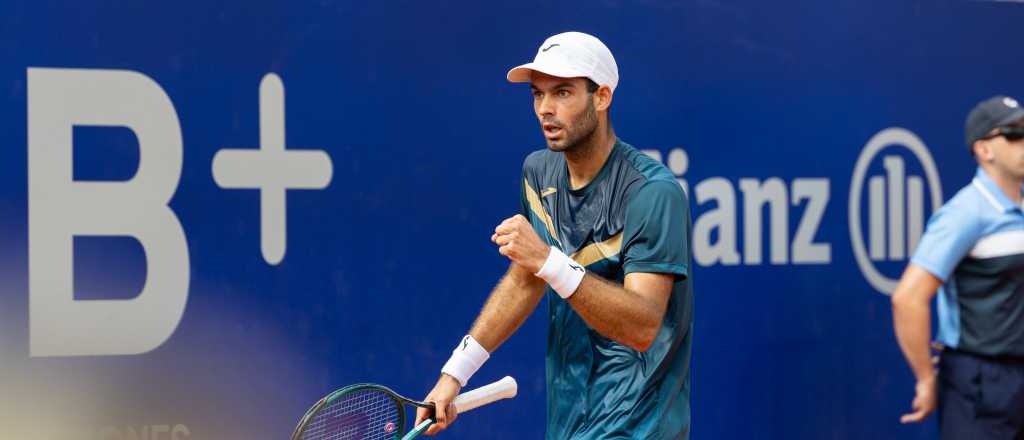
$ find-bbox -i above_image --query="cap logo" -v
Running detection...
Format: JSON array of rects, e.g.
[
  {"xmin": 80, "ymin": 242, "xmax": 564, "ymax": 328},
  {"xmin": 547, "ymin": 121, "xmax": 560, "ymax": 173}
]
[
  {"xmin": 1004, "ymin": 97, "xmax": 1019, "ymax": 108},
  {"xmin": 541, "ymin": 43, "xmax": 560, "ymax": 52}
]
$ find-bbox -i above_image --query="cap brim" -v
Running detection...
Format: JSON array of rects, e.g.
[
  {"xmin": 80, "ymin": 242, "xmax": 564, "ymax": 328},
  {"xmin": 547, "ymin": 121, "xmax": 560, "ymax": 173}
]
[
  {"xmin": 506, "ymin": 61, "xmax": 589, "ymax": 83},
  {"xmin": 995, "ymin": 108, "xmax": 1024, "ymax": 128}
]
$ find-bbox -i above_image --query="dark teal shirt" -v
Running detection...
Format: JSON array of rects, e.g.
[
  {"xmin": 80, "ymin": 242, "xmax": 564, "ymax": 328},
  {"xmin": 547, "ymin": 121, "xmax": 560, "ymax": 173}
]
[{"xmin": 520, "ymin": 140, "xmax": 693, "ymax": 440}]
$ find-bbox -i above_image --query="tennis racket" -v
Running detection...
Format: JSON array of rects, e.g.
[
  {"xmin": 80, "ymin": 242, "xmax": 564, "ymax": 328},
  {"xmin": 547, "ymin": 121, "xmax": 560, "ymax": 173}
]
[{"xmin": 291, "ymin": 376, "xmax": 517, "ymax": 440}]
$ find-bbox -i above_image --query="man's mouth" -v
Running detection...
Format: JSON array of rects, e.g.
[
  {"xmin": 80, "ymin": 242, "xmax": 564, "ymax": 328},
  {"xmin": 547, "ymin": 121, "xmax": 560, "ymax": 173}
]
[{"xmin": 543, "ymin": 123, "xmax": 563, "ymax": 139}]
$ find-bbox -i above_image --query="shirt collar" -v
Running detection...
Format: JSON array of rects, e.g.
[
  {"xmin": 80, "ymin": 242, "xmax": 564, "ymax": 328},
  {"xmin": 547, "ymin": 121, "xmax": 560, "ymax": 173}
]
[{"xmin": 972, "ymin": 167, "xmax": 1023, "ymax": 213}]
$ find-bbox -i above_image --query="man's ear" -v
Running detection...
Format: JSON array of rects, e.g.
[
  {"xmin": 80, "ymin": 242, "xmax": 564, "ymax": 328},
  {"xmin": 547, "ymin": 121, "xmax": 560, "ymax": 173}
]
[
  {"xmin": 972, "ymin": 140, "xmax": 991, "ymax": 161},
  {"xmin": 594, "ymin": 85, "xmax": 613, "ymax": 112}
]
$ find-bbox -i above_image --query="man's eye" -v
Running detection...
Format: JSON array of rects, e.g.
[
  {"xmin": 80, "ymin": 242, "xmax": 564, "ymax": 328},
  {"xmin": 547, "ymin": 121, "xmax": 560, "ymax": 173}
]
[{"xmin": 558, "ymin": 90, "xmax": 570, "ymax": 98}]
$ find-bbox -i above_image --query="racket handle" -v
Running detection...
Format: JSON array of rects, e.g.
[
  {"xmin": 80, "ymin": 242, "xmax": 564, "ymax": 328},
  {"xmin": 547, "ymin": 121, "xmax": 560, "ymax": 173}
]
[
  {"xmin": 401, "ymin": 419, "xmax": 434, "ymax": 440},
  {"xmin": 452, "ymin": 376, "xmax": 518, "ymax": 414}
]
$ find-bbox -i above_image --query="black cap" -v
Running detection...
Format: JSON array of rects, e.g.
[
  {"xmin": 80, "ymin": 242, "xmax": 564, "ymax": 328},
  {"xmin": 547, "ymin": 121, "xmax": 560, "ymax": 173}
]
[{"xmin": 965, "ymin": 95, "xmax": 1024, "ymax": 150}]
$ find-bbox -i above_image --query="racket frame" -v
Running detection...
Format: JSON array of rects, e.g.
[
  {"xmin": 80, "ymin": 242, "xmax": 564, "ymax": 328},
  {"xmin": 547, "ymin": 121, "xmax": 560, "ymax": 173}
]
[
  {"xmin": 292, "ymin": 376, "xmax": 517, "ymax": 440},
  {"xmin": 290, "ymin": 383, "xmax": 433, "ymax": 440}
]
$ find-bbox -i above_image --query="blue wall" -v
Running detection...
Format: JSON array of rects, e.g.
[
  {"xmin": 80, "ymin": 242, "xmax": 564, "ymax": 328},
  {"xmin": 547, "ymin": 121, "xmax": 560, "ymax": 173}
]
[{"xmin": 1, "ymin": 1, "xmax": 1020, "ymax": 438}]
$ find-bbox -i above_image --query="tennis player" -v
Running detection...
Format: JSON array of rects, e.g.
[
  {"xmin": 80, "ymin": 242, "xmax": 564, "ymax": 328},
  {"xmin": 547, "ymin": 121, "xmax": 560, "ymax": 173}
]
[
  {"xmin": 416, "ymin": 31, "xmax": 693, "ymax": 439},
  {"xmin": 893, "ymin": 95, "xmax": 1024, "ymax": 438}
]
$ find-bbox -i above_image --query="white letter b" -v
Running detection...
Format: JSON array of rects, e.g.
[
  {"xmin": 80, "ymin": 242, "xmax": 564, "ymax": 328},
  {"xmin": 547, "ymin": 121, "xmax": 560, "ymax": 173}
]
[{"xmin": 28, "ymin": 68, "xmax": 189, "ymax": 357}]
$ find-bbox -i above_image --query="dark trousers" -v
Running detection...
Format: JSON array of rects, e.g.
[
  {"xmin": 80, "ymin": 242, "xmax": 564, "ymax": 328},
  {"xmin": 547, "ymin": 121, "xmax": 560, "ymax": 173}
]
[{"xmin": 939, "ymin": 349, "xmax": 1024, "ymax": 440}]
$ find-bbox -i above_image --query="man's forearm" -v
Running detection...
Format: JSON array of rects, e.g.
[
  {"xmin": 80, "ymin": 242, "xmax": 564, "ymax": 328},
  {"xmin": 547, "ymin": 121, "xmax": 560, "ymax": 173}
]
[
  {"xmin": 891, "ymin": 264, "xmax": 942, "ymax": 381},
  {"xmin": 468, "ymin": 263, "xmax": 546, "ymax": 352},
  {"xmin": 568, "ymin": 272, "xmax": 670, "ymax": 352},
  {"xmin": 893, "ymin": 297, "xmax": 935, "ymax": 380}
]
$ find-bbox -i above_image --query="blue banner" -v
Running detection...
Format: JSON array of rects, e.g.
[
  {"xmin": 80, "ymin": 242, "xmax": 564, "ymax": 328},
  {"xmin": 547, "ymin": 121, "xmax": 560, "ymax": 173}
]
[{"xmin": 1, "ymin": 1, "xmax": 1021, "ymax": 438}]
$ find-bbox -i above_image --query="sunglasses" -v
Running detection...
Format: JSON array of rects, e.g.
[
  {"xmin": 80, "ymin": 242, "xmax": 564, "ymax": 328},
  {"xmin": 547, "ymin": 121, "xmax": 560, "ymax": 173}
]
[{"xmin": 981, "ymin": 126, "xmax": 1024, "ymax": 142}]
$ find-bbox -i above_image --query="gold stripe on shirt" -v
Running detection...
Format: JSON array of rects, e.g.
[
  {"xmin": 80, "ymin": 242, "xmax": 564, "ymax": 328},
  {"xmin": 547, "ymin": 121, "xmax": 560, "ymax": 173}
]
[{"xmin": 524, "ymin": 178, "xmax": 560, "ymax": 245}]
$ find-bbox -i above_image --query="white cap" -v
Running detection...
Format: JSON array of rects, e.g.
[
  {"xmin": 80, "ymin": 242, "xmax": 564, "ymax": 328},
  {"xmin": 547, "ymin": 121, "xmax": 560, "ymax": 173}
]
[{"xmin": 506, "ymin": 31, "xmax": 619, "ymax": 93}]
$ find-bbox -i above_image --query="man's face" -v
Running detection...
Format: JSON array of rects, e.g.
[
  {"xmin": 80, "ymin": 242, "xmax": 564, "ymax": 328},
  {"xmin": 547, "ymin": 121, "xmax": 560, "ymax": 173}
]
[
  {"xmin": 979, "ymin": 118, "xmax": 1024, "ymax": 179},
  {"xmin": 530, "ymin": 73, "xmax": 597, "ymax": 152}
]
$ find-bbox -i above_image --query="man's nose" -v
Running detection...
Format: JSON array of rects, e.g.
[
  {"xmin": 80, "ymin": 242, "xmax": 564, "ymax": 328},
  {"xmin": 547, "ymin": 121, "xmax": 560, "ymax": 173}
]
[{"xmin": 536, "ymin": 96, "xmax": 555, "ymax": 118}]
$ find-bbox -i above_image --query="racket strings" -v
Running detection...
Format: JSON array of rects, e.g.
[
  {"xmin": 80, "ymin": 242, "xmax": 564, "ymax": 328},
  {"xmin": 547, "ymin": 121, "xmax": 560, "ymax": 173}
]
[{"xmin": 300, "ymin": 389, "xmax": 401, "ymax": 440}]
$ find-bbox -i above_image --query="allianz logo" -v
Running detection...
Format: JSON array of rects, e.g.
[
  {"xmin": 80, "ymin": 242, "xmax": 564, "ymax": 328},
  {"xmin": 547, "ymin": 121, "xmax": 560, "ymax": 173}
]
[
  {"xmin": 643, "ymin": 127, "xmax": 943, "ymax": 294},
  {"xmin": 848, "ymin": 128, "xmax": 943, "ymax": 294}
]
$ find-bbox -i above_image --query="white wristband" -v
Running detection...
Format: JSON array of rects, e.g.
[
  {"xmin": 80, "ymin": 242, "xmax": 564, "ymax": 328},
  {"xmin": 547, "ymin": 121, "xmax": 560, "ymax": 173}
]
[
  {"xmin": 535, "ymin": 246, "xmax": 586, "ymax": 299},
  {"xmin": 440, "ymin": 335, "xmax": 490, "ymax": 387}
]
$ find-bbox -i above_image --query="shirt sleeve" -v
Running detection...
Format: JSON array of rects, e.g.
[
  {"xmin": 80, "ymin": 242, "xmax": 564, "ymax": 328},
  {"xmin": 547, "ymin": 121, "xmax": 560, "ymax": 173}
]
[
  {"xmin": 622, "ymin": 179, "xmax": 690, "ymax": 277},
  {"xmin": 909, "ymin": 203, "xmax": 983, "ymax": 282}
]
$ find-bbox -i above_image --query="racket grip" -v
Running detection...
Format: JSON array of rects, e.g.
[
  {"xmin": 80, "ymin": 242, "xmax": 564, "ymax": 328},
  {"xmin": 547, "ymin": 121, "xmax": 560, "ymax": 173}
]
[{"xmin": 452, "ymin": 376, "xmax": 517, "ymax": 414}]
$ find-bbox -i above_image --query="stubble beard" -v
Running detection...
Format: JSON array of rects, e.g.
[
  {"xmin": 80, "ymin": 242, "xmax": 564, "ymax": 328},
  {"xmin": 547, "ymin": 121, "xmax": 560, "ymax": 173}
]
[{"xmin": 545, "ymin": 99, "xmax": 598, "ymax": 156}]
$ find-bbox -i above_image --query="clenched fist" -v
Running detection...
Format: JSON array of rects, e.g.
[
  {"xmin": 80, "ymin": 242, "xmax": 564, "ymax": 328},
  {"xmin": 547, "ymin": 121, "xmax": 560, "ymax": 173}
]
[{"xmin": 491, "ymin": 214, "xmax": 550, "ymax": 274}]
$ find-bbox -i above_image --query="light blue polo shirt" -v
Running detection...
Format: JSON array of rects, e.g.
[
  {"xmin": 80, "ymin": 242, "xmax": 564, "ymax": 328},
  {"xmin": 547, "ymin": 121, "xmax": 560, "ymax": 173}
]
[{"xmin": 911, "ymin": 167, "xmax": 1024, "ymax": 357}]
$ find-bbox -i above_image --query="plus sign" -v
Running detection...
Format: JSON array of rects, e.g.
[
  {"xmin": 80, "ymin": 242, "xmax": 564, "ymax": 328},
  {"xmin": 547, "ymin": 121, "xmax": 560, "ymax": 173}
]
[{"xmin": 212, "ymin": 73, "xmax": 333, "ymax": 265}]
